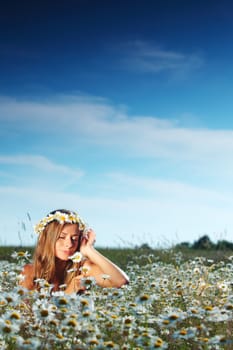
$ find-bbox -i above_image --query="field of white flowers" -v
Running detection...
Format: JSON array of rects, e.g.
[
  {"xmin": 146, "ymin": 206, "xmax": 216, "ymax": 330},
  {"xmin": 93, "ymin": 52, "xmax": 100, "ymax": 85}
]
[{"xmin": 0, "ymin": 250, "xmax": 233, "ymax": 349}]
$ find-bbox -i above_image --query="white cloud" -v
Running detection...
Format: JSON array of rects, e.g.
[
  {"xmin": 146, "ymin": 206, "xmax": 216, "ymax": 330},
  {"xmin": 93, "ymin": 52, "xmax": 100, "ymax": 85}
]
[
  {"xmin": 106, "ymin": 172, "xmax": 232, "ymax": 204},
  {"xmin": 0, "ymin": 155, "xmax": 84, "ymax": 192},
  {"xmin": 0, "ymin": 95, "xmax": 230, "ymax": 145},
  {"xmin": 118, "ymin": 40, "xmax": 204, "ymax": 78},
  {"xmin": 1, "ymin": 95, "xmax": 233, "ymax": 175},
  {"xmin": 1, "ymin": 94, "xmax": 233, "ymax": 247},
  {"xmin": 0, "ymin": 155, "xmax": 83, "ymax": 177}
]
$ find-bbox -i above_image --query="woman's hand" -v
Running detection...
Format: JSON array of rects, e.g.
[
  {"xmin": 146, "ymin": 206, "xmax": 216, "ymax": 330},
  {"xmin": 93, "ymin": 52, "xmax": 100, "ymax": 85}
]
[
  {"xmin": 65, "ymin": 274, "xmax": 86, "ymax": 294},
  {"xmin": 78, "ymin": 228, "xmax": 129, "ymax": 288},
  {"xmin": 80, "ymin": 228, "xmax": 96, "ymax": 258}
]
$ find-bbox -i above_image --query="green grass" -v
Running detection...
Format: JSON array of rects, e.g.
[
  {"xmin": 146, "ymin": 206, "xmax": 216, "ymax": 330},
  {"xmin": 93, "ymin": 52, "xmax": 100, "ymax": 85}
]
[{"xmin": 1, "ymin": 245, "xmax": 232, "ymax": 270}]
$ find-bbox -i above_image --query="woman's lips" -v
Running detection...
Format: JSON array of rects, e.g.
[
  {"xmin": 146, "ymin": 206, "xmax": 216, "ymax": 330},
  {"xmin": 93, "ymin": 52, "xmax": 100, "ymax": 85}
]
[{"xmin": 63, "ymin": 250, "xmax": 72, "ymax": 255}]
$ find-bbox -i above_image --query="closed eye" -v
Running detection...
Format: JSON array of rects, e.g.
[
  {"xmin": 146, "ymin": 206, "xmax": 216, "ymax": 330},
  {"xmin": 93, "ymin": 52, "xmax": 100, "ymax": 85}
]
[{"xmin": 58, "ymin": 233, "xmax": 80, "ymax": 241}]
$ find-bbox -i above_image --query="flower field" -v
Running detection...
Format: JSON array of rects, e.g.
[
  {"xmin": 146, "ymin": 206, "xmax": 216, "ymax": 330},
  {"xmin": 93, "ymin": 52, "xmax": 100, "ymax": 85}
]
[{"xmin": 0, "ymin": 249, "xmax": 233, "ymax": 349}]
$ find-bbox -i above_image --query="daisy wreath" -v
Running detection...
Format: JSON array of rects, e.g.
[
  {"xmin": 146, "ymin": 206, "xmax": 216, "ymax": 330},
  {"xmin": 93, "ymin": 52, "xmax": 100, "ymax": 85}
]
[{"xmin": 34, "ymin": 211, "xmax": 87, "ymax": 235}]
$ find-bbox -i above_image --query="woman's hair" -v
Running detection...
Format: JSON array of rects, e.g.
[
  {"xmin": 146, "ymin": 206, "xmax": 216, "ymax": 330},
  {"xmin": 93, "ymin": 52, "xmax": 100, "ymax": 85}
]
[{"xmin": 33, "ymin": 209, "xmax": 85, "ymax": 290}]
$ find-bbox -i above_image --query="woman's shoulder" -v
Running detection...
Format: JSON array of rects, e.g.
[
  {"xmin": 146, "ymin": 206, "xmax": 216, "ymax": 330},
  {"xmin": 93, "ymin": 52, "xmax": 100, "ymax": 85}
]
[
  {"xmin": 20, "ymin": 264, "xmax": 34, "ymax": 289},
  {"xmin": 22, "ymin": 263, "xmax": 34, "ymax": 275}
]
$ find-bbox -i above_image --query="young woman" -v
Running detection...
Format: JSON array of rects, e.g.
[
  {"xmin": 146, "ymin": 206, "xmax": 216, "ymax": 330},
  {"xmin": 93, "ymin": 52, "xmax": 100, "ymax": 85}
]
[{"xmin": 20, "ymin": 209, "xmax": 129, "ymax": 294}]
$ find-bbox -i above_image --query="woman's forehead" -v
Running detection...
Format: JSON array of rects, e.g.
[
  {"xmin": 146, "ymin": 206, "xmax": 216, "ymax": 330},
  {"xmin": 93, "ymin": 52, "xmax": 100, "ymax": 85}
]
[{"xmin": 61, "ymin": 223, "xmax": 80, "ymax": 234}]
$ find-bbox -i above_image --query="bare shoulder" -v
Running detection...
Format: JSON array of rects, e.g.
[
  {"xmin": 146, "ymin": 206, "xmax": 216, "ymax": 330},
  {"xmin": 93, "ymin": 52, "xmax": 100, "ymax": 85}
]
[
  {"xmin": 20, "ymin": 264, "xmax": 34, "ymax": 289},
  {"xmin": 22, "ymin": 263, "xmax": 34, "ymax": 274}
]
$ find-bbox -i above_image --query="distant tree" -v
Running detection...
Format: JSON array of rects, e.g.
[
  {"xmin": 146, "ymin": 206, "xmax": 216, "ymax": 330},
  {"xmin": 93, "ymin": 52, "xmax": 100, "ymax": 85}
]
[
  {"xmin": 216, "ymin": 240, "xmax": 233, "ymax": 250},
  {"xmin": 137, "ymin": 243, "xmax": 152, "ymax": 250},
  {"xmin": 175, "ymin": 242, "xmax": 191, "ymax": 249},
  {"xmin": 192, "ymin": 235, "xmax": 214, "ymax": 250}
]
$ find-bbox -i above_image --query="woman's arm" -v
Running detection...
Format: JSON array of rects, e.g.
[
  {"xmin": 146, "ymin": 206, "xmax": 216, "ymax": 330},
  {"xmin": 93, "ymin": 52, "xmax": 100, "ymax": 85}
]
[{"xmin": 79, "ymin": 229, "xmax": 129, "ymax": 288}]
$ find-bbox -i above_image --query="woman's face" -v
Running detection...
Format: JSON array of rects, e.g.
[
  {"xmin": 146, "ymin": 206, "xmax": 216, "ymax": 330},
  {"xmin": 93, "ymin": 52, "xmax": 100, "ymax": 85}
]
[{"xmin": 55, "ymin": 224, "xmax": 80, "ymax": 261}]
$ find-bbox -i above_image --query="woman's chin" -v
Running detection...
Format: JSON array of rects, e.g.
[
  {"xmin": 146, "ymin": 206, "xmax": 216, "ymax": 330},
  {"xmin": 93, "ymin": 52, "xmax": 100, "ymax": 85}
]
[{"xmin": 55, "ymin": 255, "xmax": 69, "ymax": 262}]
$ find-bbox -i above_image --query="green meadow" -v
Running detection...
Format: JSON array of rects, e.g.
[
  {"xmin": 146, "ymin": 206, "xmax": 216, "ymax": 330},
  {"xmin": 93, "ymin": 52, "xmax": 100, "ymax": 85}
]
[
  {"xmin": 0, "ymin": 239, "xmax": 233, "ymax": 349},
  {"xmin": 1, "ymin": 240, "xmax": 233, "ymax": 270}
]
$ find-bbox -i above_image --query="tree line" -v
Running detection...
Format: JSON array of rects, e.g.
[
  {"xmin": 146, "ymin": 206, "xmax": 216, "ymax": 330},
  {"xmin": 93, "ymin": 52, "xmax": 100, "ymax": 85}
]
[{"xmin": 176, "ymin": 235, "xmax": 233, "ymax": 250}]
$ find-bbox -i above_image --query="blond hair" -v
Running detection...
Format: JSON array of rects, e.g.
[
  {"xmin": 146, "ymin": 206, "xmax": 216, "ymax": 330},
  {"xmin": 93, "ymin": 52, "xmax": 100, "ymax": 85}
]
[{"xmin": 33, "ymin": 209, "xmax": 84, "ymax": 290}]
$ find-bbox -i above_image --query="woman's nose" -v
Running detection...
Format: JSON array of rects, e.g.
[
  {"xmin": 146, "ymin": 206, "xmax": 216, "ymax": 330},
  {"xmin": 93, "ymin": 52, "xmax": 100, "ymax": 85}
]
[{"xmin": 65, "ymin": 237, "xmax": 73, "ymax": 247}]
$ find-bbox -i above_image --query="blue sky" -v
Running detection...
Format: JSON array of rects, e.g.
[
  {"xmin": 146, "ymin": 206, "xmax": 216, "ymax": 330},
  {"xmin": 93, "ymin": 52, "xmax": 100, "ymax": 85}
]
[{"xmin": 1, "ymin": 0, "xmax": 233, "ymax": 247}]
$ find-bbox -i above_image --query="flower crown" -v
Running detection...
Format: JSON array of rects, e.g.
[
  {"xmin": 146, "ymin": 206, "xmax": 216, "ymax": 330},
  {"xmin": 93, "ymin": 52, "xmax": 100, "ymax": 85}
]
[{"xmin": 34, "ymin": 211, "xmax": 86, "ymax": 235}]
